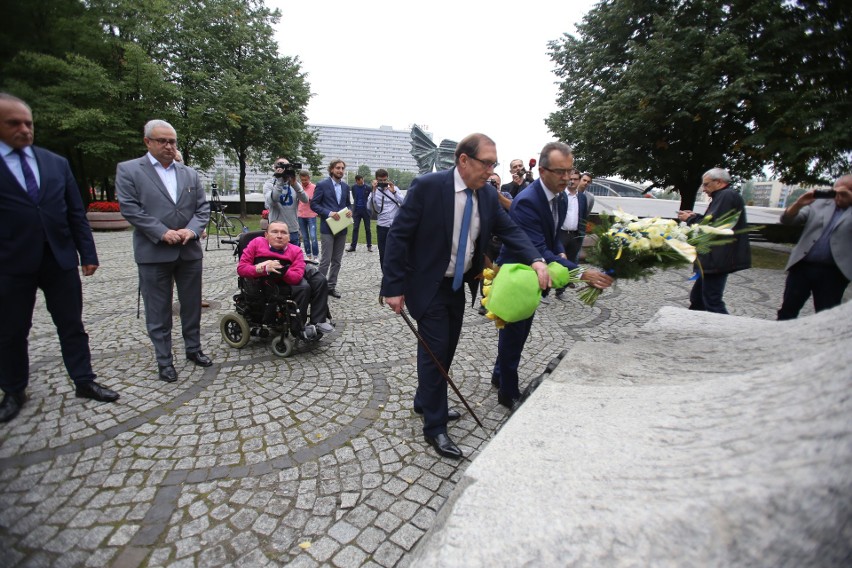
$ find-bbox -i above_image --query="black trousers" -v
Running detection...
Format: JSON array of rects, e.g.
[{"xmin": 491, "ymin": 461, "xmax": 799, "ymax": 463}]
[
  {"xmin": 350, "ymin": 208, "xmax": 372, "ymax": 247},
  {"xmin": 0, "ymin": 246, "xmax": 95, "ymax": 394},
  {"xmin": 414, "ymin": 278, "xmax": 465, "ymax": 437},
  {"xmin": 777, "ymin": 261, "xmax": 849, "ymax": 320}
]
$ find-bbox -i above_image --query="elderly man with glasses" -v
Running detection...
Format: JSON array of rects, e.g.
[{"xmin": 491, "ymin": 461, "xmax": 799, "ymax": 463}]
[
  {"xmin": 380, "ymin": 133, "xmax": 550, "ymax": 459},
  {"xmin": 117, "ymin": 119, "xmax": 212, "ymax": 383},
  {"xmin": 677, "ymin": 168, "xmax": 751, "ymax": 314}
]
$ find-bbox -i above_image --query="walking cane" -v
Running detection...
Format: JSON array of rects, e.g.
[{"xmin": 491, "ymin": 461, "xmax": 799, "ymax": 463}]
[{"xmin": 382, "ymin": 298, "xmax": 485, "ymax": 430}]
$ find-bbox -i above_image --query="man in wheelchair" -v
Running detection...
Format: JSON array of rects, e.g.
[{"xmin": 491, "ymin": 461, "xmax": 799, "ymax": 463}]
[{"xmin": 237, "ymin": 221, "xmax": 334, "ymax": 339}]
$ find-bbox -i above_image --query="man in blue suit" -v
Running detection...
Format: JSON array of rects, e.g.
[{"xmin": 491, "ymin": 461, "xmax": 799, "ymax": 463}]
[
  {"xmin": 380, "ymin": 133, "xmax": 550, "ymax": 459},
  {"xmin": 310, "ymin": 159, "xmax": 352, "ymax": 298},
  {"xmin": 0, "ymin": 93, "xmax": 120, "ymax": 423},
  {"xmin": 493, "ymin": 142, "xmax": 612, "ymax": 410}
]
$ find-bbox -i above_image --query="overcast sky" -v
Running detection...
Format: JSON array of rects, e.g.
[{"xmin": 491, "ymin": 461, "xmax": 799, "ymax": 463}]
[{"xmin": 268, "ymin": 0, "xmax": 598, "ymax": 183}]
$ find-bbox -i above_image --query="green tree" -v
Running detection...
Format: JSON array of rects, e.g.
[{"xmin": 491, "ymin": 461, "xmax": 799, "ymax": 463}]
[
  {"xmin": 386, "ymin": 168, "xmax": 416, "ymax": 190},
  {"xmin": 547, "ymin": 0, "xmax": 851, "ymax": 210}
]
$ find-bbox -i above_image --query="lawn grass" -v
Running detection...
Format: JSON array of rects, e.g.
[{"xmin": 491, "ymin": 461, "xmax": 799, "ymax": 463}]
[{"xmin": 751, "ymin": 245, "xmax": 790, "ymax": 270}]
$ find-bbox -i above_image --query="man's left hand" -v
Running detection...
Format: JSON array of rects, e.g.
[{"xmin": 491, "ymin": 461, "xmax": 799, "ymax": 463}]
[
  {"xmin": 177, "ymin": 228, "xmax": 196, "ymax": 244},
  {"xmin": 81, "ymin": 265, "xmax": 98, "ymax": 277}
]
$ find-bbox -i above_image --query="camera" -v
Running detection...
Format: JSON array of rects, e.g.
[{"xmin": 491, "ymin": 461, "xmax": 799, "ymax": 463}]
[
  {"xmin": 487, "ymin": 178, "xmax": 498, "ymax": 188},
  {"xmin": 273, "ymin": 161, "xmax": 302, "ymax": 178},
  {"xmin": 377, "ymin": 181, "xmax": 390, "ymax": 189},
  {"xmin": 813, "ymin": 189, "xmax": 836, "ymax": 199}
]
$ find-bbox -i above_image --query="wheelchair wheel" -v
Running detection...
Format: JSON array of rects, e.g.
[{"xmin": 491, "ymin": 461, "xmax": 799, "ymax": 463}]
[
  {"xmin": 220, "ymin": 313, "xmax": 250, "ymax": 348},
  {"xmin": 269, "ymin": 334, "xmax": 294, "ymax": 357}
]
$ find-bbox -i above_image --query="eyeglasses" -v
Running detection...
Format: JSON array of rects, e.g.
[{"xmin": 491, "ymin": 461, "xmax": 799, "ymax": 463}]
[
  {"xmin": 541, "ymin": 167, "xmax": 572, "ymax": 177},
  {"xmin": 467, "ymin": 155, "xmax": 499, "ymax": 170},
  {"xmin": 147, "ymin": 137, "xmax": 178, "ymax": 146}
]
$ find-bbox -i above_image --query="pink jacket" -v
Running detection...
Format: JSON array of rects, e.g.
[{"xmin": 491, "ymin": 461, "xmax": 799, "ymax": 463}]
[
  {"xmin": 298, "ymin": 182, "xmax": 317, "ymax": 218},
  {"xmin": 237, "ymin": 237, "xmax": 305, "ymax": 285}
]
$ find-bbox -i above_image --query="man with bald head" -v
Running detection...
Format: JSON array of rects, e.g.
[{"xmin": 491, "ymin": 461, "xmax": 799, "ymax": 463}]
[{"xmin": 0, "ymin": 93, "xmax": 119, "ymax": 423}]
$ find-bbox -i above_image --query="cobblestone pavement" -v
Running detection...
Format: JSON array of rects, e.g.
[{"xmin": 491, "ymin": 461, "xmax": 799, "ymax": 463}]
[{"xmin": 0, "ymin": 230, "xmax": 828, "ymax": 567}]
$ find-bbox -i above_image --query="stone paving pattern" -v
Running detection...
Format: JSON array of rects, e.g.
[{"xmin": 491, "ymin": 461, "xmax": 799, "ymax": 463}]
[{"xmin": 0, "ymin": 229, "xmax": 837, "ymax": 567}]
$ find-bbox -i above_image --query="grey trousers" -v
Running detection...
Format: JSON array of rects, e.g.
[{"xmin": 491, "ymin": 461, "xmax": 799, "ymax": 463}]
[
  {"xmin": 319, "ymin": 230, "xmax": 347, "ymax": 290},
  {"xmin": 138, "ymin": 259, "xmax": 203, "ymax": 367}
]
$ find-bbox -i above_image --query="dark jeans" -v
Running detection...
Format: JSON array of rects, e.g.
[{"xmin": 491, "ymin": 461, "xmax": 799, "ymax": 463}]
[
  {"xmin": 689, "ymin": 272, "xmax": 729, "ymax": 314},
  {"xmin": 777, "ymin": 261, "xmax": 849, "ymax": 320},
  {"xmin": 377, "ymin": 225, "xmax": 390, "ymax": 271},
  {"xmin": 492, "ymin": 314, "xmax": 536, "ymax": 401},
  {"xmin": 350, "ymin": 208, "xmax": 372, "ymax": 248}
]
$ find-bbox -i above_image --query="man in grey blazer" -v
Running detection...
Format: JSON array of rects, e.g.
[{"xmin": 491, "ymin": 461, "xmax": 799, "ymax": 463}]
[
  {"xmin": 116, "ymin": 120, "xmax": 212, "ymax": 382},
  {"xmin": 777, "ymin": 175, "xmax": 852, "ymax": 319}
]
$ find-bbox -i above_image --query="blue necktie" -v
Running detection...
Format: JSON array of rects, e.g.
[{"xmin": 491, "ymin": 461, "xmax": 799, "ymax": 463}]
[
  {"xmin": 14, "ymin": 148, "xmax": 39, "ymax": 202},
  {"xmin": 452, "ymin": 188, "xmax": 473, "ymax": 291}
]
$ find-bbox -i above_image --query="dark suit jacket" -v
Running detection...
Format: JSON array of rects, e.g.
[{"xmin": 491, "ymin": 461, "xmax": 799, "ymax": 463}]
[
  {"xmin": 0, "ymin": 145, "xmax": 97, "ymax": 275},
  {"xmin": 380, "ymin": 168, "xmax": 540, "ymax": 320},
  {"xmin": 688, "ymin": 186, "xmax": 750, "ymax": 275},
  {"xmin": 310, "ymin": 177, "xmax": 352, "ymax": 235},
  {"xmin": 501, "ymin": 180, "xmax": 576, "ymax": 269},
  {"xmin": 115, "ymin": 155, "xmax": 209, "ymax": 264}
]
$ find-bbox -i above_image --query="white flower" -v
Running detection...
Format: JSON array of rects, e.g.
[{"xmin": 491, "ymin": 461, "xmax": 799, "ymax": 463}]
[
  {"xmin": 665, "ymin": 238, "xmax": 697, "ymax": 262},
  {"xmin": 698, "ymin": 225, "xmax": 734, "ymax": 235}
]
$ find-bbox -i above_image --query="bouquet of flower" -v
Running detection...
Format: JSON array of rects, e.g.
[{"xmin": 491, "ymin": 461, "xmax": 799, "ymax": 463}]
[
  {"xmin": 86, "ymin": 201, "xmax": 121, "ymax": 213},
  {"xmin": 579, "ymin": 208, "xmax": 741, "ymax": 306}
]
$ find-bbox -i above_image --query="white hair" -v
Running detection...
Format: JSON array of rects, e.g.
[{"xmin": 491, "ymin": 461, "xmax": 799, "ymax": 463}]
[
  {"xmin": 143, "ymin": 119, "xmax": 176, "ymax": 138},
  {"xmin": 703, "ymin": 168, "xmax": 731, "ymax": 184}
]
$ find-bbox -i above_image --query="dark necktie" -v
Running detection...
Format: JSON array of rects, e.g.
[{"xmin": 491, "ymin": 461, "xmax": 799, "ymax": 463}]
[
  {"xmin": 14, "ymin": 148, "xmax": 39, "ymax": 202},
  {"xmin": 551, "ymin": 197, "xmax": 559, "ymax": 238},
  {"xmin": 452, "ymin": 188, "xmax": 473, "ymax": 291}
]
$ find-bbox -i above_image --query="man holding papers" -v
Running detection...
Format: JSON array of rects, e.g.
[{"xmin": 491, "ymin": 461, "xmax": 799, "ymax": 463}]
[{"xmin": 310, "ymin": 159, "xmax": 352, "ymax": 298}]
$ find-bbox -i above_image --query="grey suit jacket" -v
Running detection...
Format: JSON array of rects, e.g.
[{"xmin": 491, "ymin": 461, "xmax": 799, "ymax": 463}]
[
  {"xmin": 782, "ymin": 199, "xmax": 852, "ymax": 280},
  {"xmin": 116, "ymin": 155, "xmax": 210, "ymax": 264}
]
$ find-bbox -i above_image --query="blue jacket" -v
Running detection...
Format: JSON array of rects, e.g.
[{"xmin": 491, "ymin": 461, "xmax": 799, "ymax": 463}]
[{"xmin": 310, "ymin": 177, "xmax": 352, "ymax": 235}]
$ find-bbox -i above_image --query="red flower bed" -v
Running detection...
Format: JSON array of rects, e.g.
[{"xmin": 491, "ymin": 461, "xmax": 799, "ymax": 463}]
[{"xmin": 87, "ymin": 201, "xmax": 121, "ymax": 213}]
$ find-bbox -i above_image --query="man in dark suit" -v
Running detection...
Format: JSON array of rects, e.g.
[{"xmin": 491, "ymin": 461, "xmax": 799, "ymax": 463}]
[
  {"xmin": 677, "ymin": 168, "xmax": 751, "ymax": 314},
  {"xmin": 553, "ymin": 169, "xmax": 590, "ymax": 300},
  {"xmin": 493, "ymin": 142, "xmax": 612, "ymax": 410},
  {"xmin": 116, "ymin": 120, "xmax": 212, "ymax": 383},
  {"xmin": 310, "ymin": 158, "xmax": 352, "ymax": 298},
  {"xmin": 380, "ymin": 133, "xmax": 550, "ymax": 459},
  {"xmin": 0, "ymin": 93, "xmax": 119, "ymax": 423}
]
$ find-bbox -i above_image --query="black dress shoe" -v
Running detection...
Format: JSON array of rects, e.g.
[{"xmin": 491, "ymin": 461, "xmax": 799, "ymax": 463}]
[
  {"xmin": 346, "ymin": 246, "xmax": 356, "ymax": 252},
  {"xmin": 76, "ymin": 381, "xmax": 120, "ymax": 402},
  {"xmin": 0, "ymin": 392, "xmax": 26, "ymax": 423},
  {"xmin": 328, "ymin": 289, "xmax": 342, "ymax": 299},
  {"xmin": 414, "ymin": 407, "xmax": 461, "ymax": 421},
  {"xmin": 424, "ymin": 433, "xmax": 463, "ymax": 459},
  {"xmin": 158, "ymin": 365, "xmax": 178, "ymax": 383},
  {"xmin": 497, "ymin": 391, "xmax": 521, "ymax": 411},
  {"xmin": 186, "ymin": 351, "xmax": 213, "ymax": 367},
  {"xmin": 491, "ymin": 375, "xmax": 500, "ymax": 388}
]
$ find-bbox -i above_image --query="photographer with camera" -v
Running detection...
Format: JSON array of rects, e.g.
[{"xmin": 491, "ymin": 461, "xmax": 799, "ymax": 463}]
[
  {"xmin": 776, "ymin": 175, "xmax": 852, "ymax": 319},
  {"xmin": 264, "ymin": 158, "xmax": 308, "ymax": 248},
  {"xmin": 501, "ymin": 159, "xmax": 533, "ymax": 198},
  {"xmin": 367, "ymin": 168, "xmax": 404, "ymax": 271}
]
